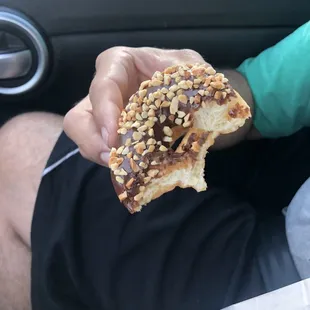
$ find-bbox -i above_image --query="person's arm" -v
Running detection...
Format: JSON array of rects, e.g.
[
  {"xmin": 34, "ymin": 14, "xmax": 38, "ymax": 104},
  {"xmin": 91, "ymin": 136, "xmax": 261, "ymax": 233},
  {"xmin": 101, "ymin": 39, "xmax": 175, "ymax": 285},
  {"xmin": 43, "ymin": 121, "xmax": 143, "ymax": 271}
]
[{"xmin": 237, "ymin": 21, "xmax": 310, "ymax": 139}]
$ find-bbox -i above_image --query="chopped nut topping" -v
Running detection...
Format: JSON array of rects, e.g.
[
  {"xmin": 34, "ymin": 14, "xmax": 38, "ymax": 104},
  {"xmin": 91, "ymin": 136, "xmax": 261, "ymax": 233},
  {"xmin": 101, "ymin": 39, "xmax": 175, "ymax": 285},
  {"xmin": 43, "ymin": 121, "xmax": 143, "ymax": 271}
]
[
  {"xmin": 155, "ymin": 99, "xmax": 162, "ymax": 108},
  {"xmin": 135, "ymin": 141, "xmax": 146, "ymax": 154},
  {"xmin": 214, "ymin": 91, "xmax": 222, "ymax": 100},
  {"xmin": 210, "ymin": 81, "xmax": 224, "ymax": 90},
  {"xmin": 138, "ymin": 124, "xmax": 148, "ymax": 132},
  {"xmin": 117, "ymin": 127, "xmax": 127, "ymax": 135},
  {"xmin": 147, "ymin": 138, "xmax": 156, "ymax": 145},
  {"xmin": 178, "ymin": 80, "xmax": 188, "ymax": 89},
  {"xmin": 133, "ymin": 131, "xmax": 142, "ymax": 141},
  {"xmin": 171, "ymin": 72, "xmax": 179, "ymax": 79},
  {"xmin": 139, "ymin": 80, "xmax": 150, "ymax": 90},
  {"xmin": 145, "ymin": 120, "xmax": 155, "ymax": 128},
  {"xmin": 186, "ymin": 80, "xmax": 193, "ymax": 88},
  {"xmin": 163, "ymin": 136, "xmax": 173, "ymax": 142},
  {"xmin": 163, "ymin": 126, "xmax": 173, "ymax": 136},
  {"xmin": 135, "ymin": 113, "xmax": 143, "ymax": 121},
  {"xmin": 166, "ymin": 91, "xmax": 175, "ymax": 100},
  {"xmin": 192, "ymin": 67, "xmax": 206, "ymax": 76},
  {"xmin": 112, "ymin": 64, "xmax": 238, "ymax": 208},
  {"xmin": 134, "ymin": 193, "xmax": 143, "ymax": 201},
  {"xmin": 126, "ymin": 178, "xmax": 135, "ymax": 189},
  {"xmin": 175, "ymin": 76, "xmax": 181, "ymax": 83},
  {"xmin": 124, "ymin": 139, "xmax": 131, "ymax": 147},
  {"xmin": 151, "ymin": 79, "xmax": 162, "ymax": 87},
  {"xmin": 169, "ymin": 84, "xmax": 179, "ymax": 92},
  {"xmin": 178, "ymin": 111, "xmax": 186, "ymax": 118},
  {"xmin": 160, "ymin": 114, "xmax": 167, "ymax": 123},
  {"xmin": 206, "ymin": 67, "xmax": 216, "ymax": 75},
  {"xmin": 178, "ymin": 94, "xmax": 188, "ymax": 104},
  {"xmin": 183, "ymin": 121, "xmax": 191, "ymax": 128},
  {"xmin": 116, "ymin": 146, "xmax": 125, "ymax": 154},
  {"xmin": 175, "ymin": 118, "xmax": 182, "ymax": 125},
  {"xmin": 144, "ymin": 176, "xmax": 152, "ymax": 184},
  {"xmin": 194, "ymin": 95, "xmax": 201, "ymax": 104},
  {"xmin": 161, "ymin": 101, "xmax": 170, "ymax": 108},
  {"xmin": 116, "ymin": 176, "xmax": 124, "ymax": 184},
  {"xmin": 148, "ymin": 145, "xmax": 155, "ymax": 152},
  {"xmin": 204, "ymin": 76, "xmax": 212, "ymax": 87},
  {"xmin": 148, "ymin": 169, "xmax": 159, "ymax": 177},
  {"xmin": 164, "ymin": 75, "xmax": 171, "ymax": 85},
  {"xmin": 139, "ymin": 89, "xmax": 147, "ymax": 98},
  {"xmin": 124, "ymin": 121, "xmax": 133, "ymax": 129},
  {"xmin": 130, "ymin": 158, "xmax": 140, "ymax": 172},
  {"xmin": 148, "ymin": 93, "xmax": 155, "ymax": 102},
  {"xmin": 110, "ymin": 163, "xmax": 119, "ymax": 171},
  {"xmin": 118, "ymin": 191, "xmax": 128, "ymax": 201},
  {"xmin": 170, "ymin": 97, "xmax": 179, "ymax": 115},
  {"xmin": 153, "ymin": 91, "xmax": 161, "ymax": 99},
  {"xmin": 122, "ymin": 147, "xmax": 130, "ymax": 155},
  {"xmin": 132, "ymin": 121, "xmax": 141, "ymax": 128},
  {"xmin": 148, "ymin": 109, "xmax": 155, "ymax": 117},
  {"xmin": 141, "ymin": 111, "xmax": 148, "ymax": 119}
]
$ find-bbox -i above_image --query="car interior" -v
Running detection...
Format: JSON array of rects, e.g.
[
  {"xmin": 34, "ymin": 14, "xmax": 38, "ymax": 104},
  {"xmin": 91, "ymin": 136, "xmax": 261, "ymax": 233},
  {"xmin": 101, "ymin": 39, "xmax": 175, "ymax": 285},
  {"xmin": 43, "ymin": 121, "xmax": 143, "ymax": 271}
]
[
  {"xmin": 0, "ymin": 0, "xmax": 310, "ymax": 307},
  {"xmin": 1, "ymin": 0, "xmax": 310, "ymax": 125}
]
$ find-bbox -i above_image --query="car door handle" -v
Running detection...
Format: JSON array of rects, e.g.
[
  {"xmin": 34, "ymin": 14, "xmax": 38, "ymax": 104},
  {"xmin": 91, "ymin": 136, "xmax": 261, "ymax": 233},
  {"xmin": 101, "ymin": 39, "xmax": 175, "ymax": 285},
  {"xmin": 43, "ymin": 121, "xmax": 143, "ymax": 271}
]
[{"xmin": 0, "ymin": 49, "xmax": 32, "ymax": 80}]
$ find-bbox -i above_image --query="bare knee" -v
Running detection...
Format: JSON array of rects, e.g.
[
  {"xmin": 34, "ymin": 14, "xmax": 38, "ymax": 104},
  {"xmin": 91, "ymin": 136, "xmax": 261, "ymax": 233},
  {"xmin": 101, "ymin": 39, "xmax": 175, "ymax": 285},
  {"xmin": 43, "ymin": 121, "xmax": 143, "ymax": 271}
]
[
  {"xmin": 0, "ymin": 112, "xmax": 63, "ymax": 246},
  {"xmin": 0, "ymin": 216, "xmax": 31, "ymax": 310}
]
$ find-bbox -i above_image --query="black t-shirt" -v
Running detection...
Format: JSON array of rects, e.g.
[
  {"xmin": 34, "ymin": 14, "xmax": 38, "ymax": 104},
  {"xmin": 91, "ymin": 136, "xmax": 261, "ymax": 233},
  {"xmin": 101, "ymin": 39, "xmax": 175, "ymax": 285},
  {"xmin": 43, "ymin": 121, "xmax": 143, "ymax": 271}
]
[{"xmin": 31, "ymin": 132, "xmax": 301, "ymax": 310}]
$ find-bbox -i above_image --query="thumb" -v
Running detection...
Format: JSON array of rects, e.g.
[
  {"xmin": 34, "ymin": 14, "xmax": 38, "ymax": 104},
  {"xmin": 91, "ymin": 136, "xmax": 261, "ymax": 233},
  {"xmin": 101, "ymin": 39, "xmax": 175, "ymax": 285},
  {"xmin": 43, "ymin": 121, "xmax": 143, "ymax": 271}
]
[{"xmin": 89, "ymin": 77, "xmax": 123, "ymax": 149}]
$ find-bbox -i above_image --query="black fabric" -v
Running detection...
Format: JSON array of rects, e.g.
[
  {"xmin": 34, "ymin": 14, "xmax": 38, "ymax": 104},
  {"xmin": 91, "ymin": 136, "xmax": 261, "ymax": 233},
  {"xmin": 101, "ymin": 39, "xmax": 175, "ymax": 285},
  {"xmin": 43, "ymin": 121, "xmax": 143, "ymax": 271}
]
[{"xmin": 31, "ymin": 129, "xmax": 310, "ymax": 310}]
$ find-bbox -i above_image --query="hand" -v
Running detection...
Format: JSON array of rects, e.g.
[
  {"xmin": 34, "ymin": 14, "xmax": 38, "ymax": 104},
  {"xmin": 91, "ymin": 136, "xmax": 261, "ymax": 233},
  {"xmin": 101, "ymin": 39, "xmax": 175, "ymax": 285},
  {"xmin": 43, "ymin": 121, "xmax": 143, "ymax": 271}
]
[{"xmin": 63, "ymin": 46, "xmax": 206, "ymax": 166}]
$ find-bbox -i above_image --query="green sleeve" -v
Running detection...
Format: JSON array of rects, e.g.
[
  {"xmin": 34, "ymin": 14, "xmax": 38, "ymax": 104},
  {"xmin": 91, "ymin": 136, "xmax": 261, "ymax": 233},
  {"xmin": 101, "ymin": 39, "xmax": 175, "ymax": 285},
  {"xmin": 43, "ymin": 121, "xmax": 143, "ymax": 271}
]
[{"xmin": 237, "ymin": 21, "xmax": 310, "ymax": 138}]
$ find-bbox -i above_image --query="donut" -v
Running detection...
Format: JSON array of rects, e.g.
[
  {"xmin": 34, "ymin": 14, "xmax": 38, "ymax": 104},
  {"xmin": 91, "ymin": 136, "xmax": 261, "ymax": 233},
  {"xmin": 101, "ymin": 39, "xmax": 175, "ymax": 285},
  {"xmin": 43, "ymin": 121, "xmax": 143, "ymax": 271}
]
[{"xmin": 109, "ymin": 63, "xmax": 251, "ymax": 213}]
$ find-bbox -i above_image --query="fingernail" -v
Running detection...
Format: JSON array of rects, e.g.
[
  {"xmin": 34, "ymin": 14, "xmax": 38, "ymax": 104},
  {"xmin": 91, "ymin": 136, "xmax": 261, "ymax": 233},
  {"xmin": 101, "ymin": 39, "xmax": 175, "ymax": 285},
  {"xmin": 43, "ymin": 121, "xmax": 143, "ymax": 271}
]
[
  {"xmin": 100, "ymin": 152, "xmax": 110, "ymax": 164},
  {"xmin": 101, "ymin": 127, "xmax": 109, "ymax": 143}
]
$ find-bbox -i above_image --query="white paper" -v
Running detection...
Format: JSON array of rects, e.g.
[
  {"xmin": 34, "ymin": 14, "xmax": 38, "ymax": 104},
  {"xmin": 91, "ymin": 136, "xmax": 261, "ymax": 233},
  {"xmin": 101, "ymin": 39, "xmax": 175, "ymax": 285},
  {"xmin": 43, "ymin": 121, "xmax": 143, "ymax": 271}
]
[{"xmin": 222, "ymin": 278, "xmax": 310, "ymax": 310}]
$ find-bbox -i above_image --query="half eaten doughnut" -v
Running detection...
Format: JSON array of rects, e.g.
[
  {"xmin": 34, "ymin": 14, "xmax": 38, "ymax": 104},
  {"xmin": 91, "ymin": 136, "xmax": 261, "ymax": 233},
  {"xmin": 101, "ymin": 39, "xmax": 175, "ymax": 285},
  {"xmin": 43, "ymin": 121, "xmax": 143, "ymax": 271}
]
[{"xmin": 109, "ymin": 63, "xmax": 251, "ymax": 213}]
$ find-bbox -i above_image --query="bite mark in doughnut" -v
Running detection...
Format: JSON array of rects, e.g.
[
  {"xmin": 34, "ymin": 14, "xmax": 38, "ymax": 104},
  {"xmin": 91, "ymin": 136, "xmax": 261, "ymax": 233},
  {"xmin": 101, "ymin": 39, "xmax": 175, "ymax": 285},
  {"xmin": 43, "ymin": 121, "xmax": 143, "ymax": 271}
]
[{"xmin": 109, "ymin": 63, "xmax": 251, "ymax": 213}]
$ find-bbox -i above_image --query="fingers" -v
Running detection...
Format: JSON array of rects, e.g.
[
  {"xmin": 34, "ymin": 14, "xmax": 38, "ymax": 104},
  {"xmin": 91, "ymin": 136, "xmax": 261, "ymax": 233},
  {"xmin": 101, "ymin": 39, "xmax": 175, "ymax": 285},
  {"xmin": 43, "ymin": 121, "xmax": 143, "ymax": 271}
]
[
  {"xmin": 63, "ymin": 96, "xmax": 110, "ymax": 166},
  {"xmin": 89, "ymin": 47, "xmax": 138, "ymax": 148},
  {"xmin": 64, "ymin": 46, "xmax": 207, "ymax": 167}
]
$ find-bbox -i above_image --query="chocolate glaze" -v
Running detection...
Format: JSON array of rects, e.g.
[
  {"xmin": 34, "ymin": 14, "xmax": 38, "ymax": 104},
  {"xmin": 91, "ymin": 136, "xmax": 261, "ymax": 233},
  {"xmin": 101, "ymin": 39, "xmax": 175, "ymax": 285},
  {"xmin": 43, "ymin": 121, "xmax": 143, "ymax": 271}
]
[{"xmin": 110, "ymin": 64, "xmax": 238, "ymax": 213}]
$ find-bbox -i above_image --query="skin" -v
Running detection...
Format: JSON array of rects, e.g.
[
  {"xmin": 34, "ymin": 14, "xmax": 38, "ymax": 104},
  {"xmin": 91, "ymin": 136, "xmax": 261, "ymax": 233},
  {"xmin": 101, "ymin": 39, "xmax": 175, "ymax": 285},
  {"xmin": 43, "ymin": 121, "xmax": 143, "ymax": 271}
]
[
  {"xmin": 0, "ymin": 47, "xmax": 258, "ymax": 309},
  {"xmin": 63, "ymin": 47, "xmax": 257, "ymax": 167}
]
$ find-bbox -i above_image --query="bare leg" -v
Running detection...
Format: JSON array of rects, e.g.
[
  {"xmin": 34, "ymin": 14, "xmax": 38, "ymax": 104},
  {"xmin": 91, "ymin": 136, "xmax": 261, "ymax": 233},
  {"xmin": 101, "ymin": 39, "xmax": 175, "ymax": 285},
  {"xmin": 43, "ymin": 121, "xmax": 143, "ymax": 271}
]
[{"xmin": 0, "ymin": 112, "xmax": 63, "ymax": 310}]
